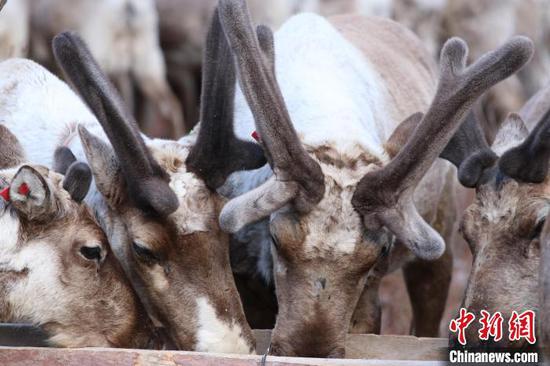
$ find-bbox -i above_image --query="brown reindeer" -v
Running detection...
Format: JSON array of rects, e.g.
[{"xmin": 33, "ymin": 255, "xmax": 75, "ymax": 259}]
[
  {"xmin": 446, "ymin": 82, "xmax": 550, "ymax": 349},
  {"xmin": 0, "ymin": 8, "xmax": 262, "ymax": 349},
  {"xmin": 214, "ymin": 0, "xmax": 532, "ymax": 357},
  {"xmin": 541, "ymin": 216, "xmax": 550, "ymax": 362},
  {"xmin": 0, "ymin": 125, "xmax": 161, "ymax": 348},
  {"xmin": 39, "ymin": 12, "xmax": 268, "ymax": 351}
]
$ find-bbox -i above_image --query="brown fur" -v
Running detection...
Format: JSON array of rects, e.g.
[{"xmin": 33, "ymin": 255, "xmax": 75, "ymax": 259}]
[
  {"xmin": 0, "ymin": 165, "xmax": 158, "ymax": 348},
  {"xmin": 0, "ymin": 125, "xmax": 25, "ymax": 169},
  {"xmin": 457, "ymin": 177, "xmax": 545, "ymax": 348},
  {"xmin": 451, "ymin": 90, "xmax": 550, "ymax": 348},
  {"xmin": 540, "ymin": 215, "xmax": 550, "ymax": 360},
  {"xmin": 81, "ymin": 137, "xmax": 255, "ymax": 352}
]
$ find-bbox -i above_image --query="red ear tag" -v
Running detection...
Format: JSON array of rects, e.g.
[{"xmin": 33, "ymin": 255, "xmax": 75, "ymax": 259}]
[
  {"xmin": 251, "ymin": 130, "xmax": 261, "ymax": 142},
  {"xmin": 0, "ymin": 187, "xmax": 9, "ymax": 202},
  {"xmin": 18, "ymin": 183, "xmax": 30, "ymax": 196}
]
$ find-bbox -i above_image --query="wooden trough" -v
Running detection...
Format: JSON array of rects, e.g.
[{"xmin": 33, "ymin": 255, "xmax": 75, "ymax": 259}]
[{"xmin": 0, "ymin": 324, "xmax": 447, "ymax": 365}]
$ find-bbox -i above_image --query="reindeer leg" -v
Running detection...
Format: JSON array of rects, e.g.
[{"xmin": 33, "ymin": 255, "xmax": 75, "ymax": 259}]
[
  {"xmin": 404, "ymin": 244, "xmax": 453, "ymax": 337},
  {"xmin": 111, "ymin": 72, "xmax": 135, "ymax": 118},
  {"xmin": 167, "ymin": 60, "xmax": 200, "ymax": 130},
  {"xmin": 404, "ymin": 168, "xmax": 456, "ymax": 337},
  {"xmin": 132, "ymin": 47, "xmax": 185, "ymax": 138},
  {"xmin": 349, "ymin": 246, "xmax": 391, "ymax": 334},
  {"xmin": 349, "ymin": 277, "xmax": 382, "ymax": 334},
  {"xmin": 135, "ymin": 75, "xmax": 185, "ymax": 138}
]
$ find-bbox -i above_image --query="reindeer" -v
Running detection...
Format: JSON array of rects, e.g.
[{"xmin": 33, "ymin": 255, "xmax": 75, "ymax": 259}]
[
  {"xmin": 541, "ymin": 217, "xmax": 550, "ymax": 362},
  {"xmin": 0, "ymin": 125, "xmax": 163, "ymax": 348},
  {"xmin": 391, "ymin": 0, "xmax": 550, "ymax": 145},
  {"xmin": 445, "ymin": 81, "xmax": 550, "ymax": 349},
  {"xmin": 0, "ymin": 10, "xmax": 263, "ymax": 352},
  {"xmin": 0, "ymin": 0, "xmax": 29, "ymax": 60},
  {"xmin": 156, "ymin": 0, "xmax": 312, "ymax": 129},
  {"xmin": 207, "ymin": 0, "xmax": 533, "ymax": 357},
  {"xmin": 29, "ymin": 0, "xmax": 184, "ymax": 138}
]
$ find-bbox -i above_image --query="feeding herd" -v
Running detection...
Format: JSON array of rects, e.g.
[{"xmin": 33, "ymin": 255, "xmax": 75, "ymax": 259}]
[{"xmin": 0, "ymin": 0, "xmax": 549, "ymax": 360}]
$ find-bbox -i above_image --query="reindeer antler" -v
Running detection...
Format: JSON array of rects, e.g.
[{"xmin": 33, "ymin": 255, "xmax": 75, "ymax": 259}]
[
  {"xmin": 218, "ymin": 0, "xmax": 325, "ymax": 233},
  {"xmin": 186, "ymin": 7, "xmax": 266, "ymax": 191},
  {"xmin": 441, "ymin": 107, "xmax": 498, "ymax": 188},
  {"xmin": 499, "ymin": 108, "xmax": 550, "ymax": 183},
  {"xmin": 52, "ymin": 32, "xmax": 178, "ymax": 216},
  {"xmin": 352, "ymin": 36, "xmax": 533, "ymax": 260}
]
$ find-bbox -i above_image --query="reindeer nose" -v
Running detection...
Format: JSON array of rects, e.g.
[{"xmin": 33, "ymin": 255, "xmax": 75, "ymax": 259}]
[{"xmin": 316, "ymin": 277, "xmax": 326, "ymax": 289}]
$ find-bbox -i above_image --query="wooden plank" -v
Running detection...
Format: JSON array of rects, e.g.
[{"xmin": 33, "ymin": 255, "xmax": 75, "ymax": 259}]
[
  {"xmin": 0, "ymin": 324, "xmax": 448, "ymax": 363},
  {"xmin": 345, "ymin": 334, "xmax": 447, "ymax": 361},
  {"xmin": 254, "ymin": 330, "xmax": 447, "ymax": 361},
  {"xmin": 0, "ymin": 347, "xmax": 446, "ymax": 366}
]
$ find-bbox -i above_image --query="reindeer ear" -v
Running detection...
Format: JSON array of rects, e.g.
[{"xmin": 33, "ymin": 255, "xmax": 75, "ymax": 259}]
[
  {"xmin": 384, "ymin": 112, "xmax": 424, "ymax": 159},
  {"xmin": 0, "ymin": 125, "xmax": 25, "ymax": 169},
  {"xmin": 53, "ymin": 147, "xmax": 77, "ymax": 174},
  {"xmin": 53, "ymin": 146, "xmax": 92, "ymax": 203},
  {"xmin": 78, "ymin": 126, "xmax": 126, "ymax": 208},
  {"xmin": 10, "ymin": 166, "xmax": 54, "ymax": 220},
  {"xmin": 492, "ymin": 113, "xmax": 529, "ymax": 155},
  {"xmin": 63, "ymin": 162, "xmax": 92, "ymax": 203}
]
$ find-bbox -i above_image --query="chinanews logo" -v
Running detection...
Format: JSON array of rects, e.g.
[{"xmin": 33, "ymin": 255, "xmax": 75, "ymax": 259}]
[{"xmin": 447, "ymin": 308, "xmax": 539, "ymax": 365}]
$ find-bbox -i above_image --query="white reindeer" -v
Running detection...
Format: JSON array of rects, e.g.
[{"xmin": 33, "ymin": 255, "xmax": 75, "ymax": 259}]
[
  {"xmin": 30, "ymin": 0, "xmax": 184, "ymax": 138},
  {"xmin": 211, "ymin": 0, "xmax": 532, "ymax": 357},
  {"xmin": 156, "ymin": 0, "xmax": 314, "ymax": 127},
  {"xmin": 0, "ymin": 0, "xmax": 29, "ymax": 60}
]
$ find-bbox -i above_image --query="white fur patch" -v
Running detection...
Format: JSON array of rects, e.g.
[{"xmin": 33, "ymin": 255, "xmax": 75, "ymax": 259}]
[
  {"xmin": 0, "ymin": 211, "xmax": 20, "ymax": 253},
  {"xmin": 195, "ymin": 297, "xmax": 253, "ymax": 355},
  {"xmin": 233, "ymin": 13, "xmax": 390, "ymax": 160},
  {"xmin": 0, "ymin": 59, "xmax": 104, "ymax": 168},
  {"xmin": 4, "ymin": 240, "xmax": 65, "ymax": 324},
  {"xmin": 300, "ymin": 169, "xmax": 366, "ymax": 255},
  {"xmin": 111, "ymin": 138, "xmax": 219, "ymax": 236}
]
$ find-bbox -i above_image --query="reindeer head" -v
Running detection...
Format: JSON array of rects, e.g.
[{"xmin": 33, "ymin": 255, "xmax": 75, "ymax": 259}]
[
  {"xmin": 0, "ymin": 125, "xmax": 157, "ymax": 348},
  {"xmin": 215, "ymin": 0, "xmax": 533, "ymax": 357},
  {"xmin": 50, "ymin": 15, "xmax": 266, "ymax": 352},
  {"xmin": 446, "ymin": 85, "xmax": 550, "ymax": 349}
]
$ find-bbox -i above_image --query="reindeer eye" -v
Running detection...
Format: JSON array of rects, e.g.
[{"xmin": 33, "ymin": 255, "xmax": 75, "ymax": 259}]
[
  {"xmin": 80, "ymin": 246, "xmax": 102, "ymax": 262},
  {"xmin": 530, "ymin": 219, "xmax": 546, "ymax": 240},
  {"xmin": 270, "ymin": 234, "xmax": 280, "ymax": 250},
  {"xmin": 132, "ymin": 242, "xmax": 158, "ymax": 263}
]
